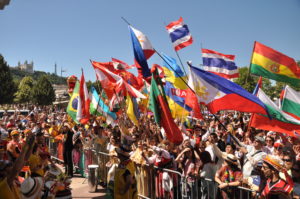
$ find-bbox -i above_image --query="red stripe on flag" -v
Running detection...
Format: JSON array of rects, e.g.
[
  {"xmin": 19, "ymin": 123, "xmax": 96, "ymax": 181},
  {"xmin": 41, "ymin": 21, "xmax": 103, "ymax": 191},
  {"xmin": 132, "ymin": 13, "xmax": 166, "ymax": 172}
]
[
  {"xmin": 165, "ymin": 16, "xmax": 183, "ymax": 30},
  {"xmin": 202, "ymin": 49, "xmax": 235, "ymax": 60},
  {"xmin": 157, "ymin": 95, "xmax": 183, "ymax": 144},
  {"xmin": 174, "ymin": 37, "xmax": 193, "ymax": 51},
  {"xmin": 208, "ymin": 93, "xmax": 268, "ymax": 115},
  {"xmin": 253, "ymin": 42, "xmax": 300, "ymax": 76},
  {"xmin": 250, "ymin": 114, "xmax": 300, "ymax": 138}
]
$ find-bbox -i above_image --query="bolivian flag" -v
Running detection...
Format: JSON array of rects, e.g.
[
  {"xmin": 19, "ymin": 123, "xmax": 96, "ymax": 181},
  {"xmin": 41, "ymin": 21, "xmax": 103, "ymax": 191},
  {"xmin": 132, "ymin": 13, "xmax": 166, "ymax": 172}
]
[
  {"xmin": 67, "ymin": 81, "xmax": 79, "ymax": 123},
  {"xmin": 250, "ymin": 41, "xmax": 300, "ymax": 86}
]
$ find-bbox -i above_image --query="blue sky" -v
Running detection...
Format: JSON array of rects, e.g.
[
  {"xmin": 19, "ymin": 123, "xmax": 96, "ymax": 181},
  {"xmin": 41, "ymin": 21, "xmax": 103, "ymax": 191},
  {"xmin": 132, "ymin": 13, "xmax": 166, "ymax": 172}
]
[{"xmin": 0, "ymin": 0, "xmax": 300, "ymax": 81}]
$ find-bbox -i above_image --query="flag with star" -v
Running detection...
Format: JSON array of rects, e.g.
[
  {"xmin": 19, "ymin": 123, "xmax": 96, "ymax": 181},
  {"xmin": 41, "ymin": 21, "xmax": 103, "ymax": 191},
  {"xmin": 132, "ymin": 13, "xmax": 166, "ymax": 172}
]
[{"xmin": 189, "ymin": 65, "xmax": 269, "ymax": 115}]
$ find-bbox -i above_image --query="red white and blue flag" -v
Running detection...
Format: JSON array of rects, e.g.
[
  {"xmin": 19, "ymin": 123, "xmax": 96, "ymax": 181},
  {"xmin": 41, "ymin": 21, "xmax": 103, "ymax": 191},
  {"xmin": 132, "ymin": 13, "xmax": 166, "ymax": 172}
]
[
  {"xmin": 202, "ymin": 49, "xmax": 239, "ymax": 79},
  {"xmin": 166, "ymin": 17, "xmax": 193, "ymax": 51},
  {"xmin": 129, "ymin": 26, "xmax": 155, "ymax": 80},
  {"xmin": 189, "ymin": 65, "xmax": 268, "ymax": 115}
]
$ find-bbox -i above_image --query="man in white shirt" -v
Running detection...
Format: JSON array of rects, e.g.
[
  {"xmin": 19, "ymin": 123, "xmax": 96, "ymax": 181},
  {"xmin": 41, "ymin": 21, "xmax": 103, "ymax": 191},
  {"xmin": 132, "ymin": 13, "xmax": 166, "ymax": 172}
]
[{"xmin": 240, "ymin": 136, "xmax": 267, "ymax": 178}]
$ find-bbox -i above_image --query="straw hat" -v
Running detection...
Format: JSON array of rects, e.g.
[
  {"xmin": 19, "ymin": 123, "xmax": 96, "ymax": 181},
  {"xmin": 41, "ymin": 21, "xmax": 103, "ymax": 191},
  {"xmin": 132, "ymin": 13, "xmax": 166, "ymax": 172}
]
[
  {"xmin": 24, "ymin": 129, "xmax": 32, "ymax": 135},
  {"xmin": 222, "ymin": 153, "xmax": 239, "ymax": 166},
  {"xmin": 21, "ymin": 177, "xmax": 43, "ymax": 199},
  {"xmin": 263, "ymin": 155, "xmax": 283, "ymax": 171},
  {"xmin": 11, "ymin": 130, "xmax": 19, "ymax": 136}
]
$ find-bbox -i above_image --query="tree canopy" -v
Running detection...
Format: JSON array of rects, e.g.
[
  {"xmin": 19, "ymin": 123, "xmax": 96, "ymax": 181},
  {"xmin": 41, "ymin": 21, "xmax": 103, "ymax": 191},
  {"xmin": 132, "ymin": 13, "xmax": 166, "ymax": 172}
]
[
  {"xmin": 14, "ymin": 76, "xmax": 34, "ymax": 103},
  {"xmin": 32, "ymin": 75, "xmax": 56, "ymax": 105},
  {"xmin": 0, "ymin": 55, "xmax": 17, "ymax": 104}
]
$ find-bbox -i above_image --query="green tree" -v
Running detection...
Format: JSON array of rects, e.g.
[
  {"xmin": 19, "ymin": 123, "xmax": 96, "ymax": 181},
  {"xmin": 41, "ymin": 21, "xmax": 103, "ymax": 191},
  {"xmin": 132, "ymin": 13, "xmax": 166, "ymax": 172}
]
[
  {"xmin": 14, "ymin": 76, "xmax": 34, "ymax": 103},
  {"xmin": 234, "ymin": 67, "xmax": 258, "ymax": 93},
  {"xmin": 0, "ymin": 55, "xmax": 16, "ymax": 104},
  {"xmin": 32, "ymin": 75, "xmax": 55, "ymax": 105}
]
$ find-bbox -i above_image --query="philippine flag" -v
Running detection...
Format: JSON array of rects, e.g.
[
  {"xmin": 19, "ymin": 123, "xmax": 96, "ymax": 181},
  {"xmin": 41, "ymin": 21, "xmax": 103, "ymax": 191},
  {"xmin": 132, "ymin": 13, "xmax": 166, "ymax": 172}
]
[
  {"xmin": 129, "ymin": 26, "xmax": 155, "ymax": 80},
  {"xmin": 189, "ymin": 65, "xmax": 268, "ymax": 115},
  {"xmin": 166, "ymin": 17, "xmax": 193, "ymax": 51},
  {"xmin": 202, "ymin": 48, "xmax": 239, "ymax": 79}
]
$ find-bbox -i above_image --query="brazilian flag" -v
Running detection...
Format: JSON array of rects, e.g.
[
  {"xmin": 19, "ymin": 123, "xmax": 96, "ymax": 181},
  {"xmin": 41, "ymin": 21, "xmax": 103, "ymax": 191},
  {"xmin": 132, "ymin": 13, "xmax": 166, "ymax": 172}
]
[{"xmin": 67, "ymin": 81, "xmax": 79, "ymax": 123}]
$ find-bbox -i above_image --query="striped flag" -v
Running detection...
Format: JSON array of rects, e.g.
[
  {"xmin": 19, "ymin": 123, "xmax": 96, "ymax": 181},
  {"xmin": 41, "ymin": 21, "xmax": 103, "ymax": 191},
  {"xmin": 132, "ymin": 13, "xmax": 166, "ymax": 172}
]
[
  {"xmin": 250, "ymin": 41, "xmax": 300, "ymax": 86},
  {"xmin": 166, "ymin": 17, "xmax": 193, "ymax": 51},
  {"xmin": 90, "ymin": 86, "xmax": 117, "ymax": 124},
  {"xmin": 202, "ymin": 48, "xmax": 239, "ymax": 79},
  {"xmin": 281, "ymin": 85, "xmax": 300, "ymax": 120},
  {"xmin": 250, "ymin": 88, "xmax": 300, "ymax": 137}
]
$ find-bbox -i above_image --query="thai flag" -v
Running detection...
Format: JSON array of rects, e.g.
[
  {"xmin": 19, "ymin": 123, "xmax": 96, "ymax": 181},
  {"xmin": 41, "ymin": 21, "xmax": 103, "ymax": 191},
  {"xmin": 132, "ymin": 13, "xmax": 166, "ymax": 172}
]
[
  {"xmin": 129, "ymin": 26, "xmax": 155, "ymax": 80},
  {"xmin": 202, "ymin": 48, "xmax": 239, "ymax": 79},
  {"xmin": 189, "ymin": 65, "xmax": 268, "ymax": 115},
  {"xmin": 166, "ymin": 17, "xmax": 193, "ymax": 51}
]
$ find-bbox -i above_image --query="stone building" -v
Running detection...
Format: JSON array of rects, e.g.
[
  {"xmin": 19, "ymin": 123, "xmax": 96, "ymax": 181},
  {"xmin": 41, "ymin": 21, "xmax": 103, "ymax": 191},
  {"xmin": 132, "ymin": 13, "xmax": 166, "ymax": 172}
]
[{"xmin": 13, "ymin": 61, "xmax": 34, "ymax": 73}]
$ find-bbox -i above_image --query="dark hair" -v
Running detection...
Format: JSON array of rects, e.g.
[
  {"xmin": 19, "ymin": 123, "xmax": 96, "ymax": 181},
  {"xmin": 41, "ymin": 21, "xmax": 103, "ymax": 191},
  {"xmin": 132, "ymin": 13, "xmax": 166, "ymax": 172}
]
[
  {"xmin": 210, "ymin": 133, "xmax": 218, "ymax": 139},
  {"xmin": 199, "ymin": 151, "xmax": 212, "ymax": 164},
  {"xmin": 226, "ymin": 143, "xmax": 236, "ymax": 151}
]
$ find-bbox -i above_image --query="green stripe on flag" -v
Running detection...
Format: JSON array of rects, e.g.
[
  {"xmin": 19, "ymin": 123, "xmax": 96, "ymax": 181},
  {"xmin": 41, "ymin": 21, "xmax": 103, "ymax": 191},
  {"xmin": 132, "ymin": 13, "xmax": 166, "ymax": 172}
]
[
  {"xmin": 250, "ymin": 63, "xmax": 300, "ymax": 87},
  {"xmin": 282, "ymin": 98, "xmax": 300, "ymax": 119}
]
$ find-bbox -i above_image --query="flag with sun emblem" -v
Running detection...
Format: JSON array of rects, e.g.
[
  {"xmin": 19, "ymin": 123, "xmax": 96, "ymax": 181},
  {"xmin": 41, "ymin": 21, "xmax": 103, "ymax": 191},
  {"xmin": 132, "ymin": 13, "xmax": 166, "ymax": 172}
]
[
  {"xmin": 250, "ymin": 41, "xmax": 300, "ymax": 86},
  {"xmin": 67, "ymin": 81, "xmax": 80, "ymax": 123},
  {"xmin": 189, "ymin": 65, "xmax": 269, "ymax": 115}
]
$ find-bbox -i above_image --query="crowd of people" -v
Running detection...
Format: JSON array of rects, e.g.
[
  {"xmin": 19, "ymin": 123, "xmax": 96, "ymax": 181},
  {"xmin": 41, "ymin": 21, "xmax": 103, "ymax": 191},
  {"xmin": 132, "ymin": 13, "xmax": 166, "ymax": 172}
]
[{"xmin": 0, "ymin": 105, "xmax": 300, "ymax": 199}]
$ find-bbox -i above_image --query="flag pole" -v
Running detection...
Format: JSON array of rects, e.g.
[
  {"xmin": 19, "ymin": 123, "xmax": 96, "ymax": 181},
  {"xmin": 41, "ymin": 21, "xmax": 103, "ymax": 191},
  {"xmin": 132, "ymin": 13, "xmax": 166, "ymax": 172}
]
[
  {"xmin": 121, "ymin": 17, "xmax": 131, "ymax": 26},
  {"xmin": 163, "ymin": 21, "xmax": 188, "ymax": 77}
]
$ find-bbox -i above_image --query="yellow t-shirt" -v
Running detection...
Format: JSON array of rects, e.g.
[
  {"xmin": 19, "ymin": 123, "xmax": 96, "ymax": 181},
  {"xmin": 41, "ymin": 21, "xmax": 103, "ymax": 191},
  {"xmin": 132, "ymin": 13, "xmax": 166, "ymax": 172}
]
[
  {"xmin": 28, "ymin": 154, "xmax": 44, "ymax": 177},
  {"xmin": 0, "ymin": 177, "xmax": 21, "ymax": 199}
]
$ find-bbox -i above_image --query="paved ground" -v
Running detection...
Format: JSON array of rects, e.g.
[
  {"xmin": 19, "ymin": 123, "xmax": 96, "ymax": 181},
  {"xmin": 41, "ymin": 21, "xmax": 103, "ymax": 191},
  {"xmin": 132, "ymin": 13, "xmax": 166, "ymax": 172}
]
[{"xmin": 70, "ymin": 176, "xmax": 106, "ymax": 199}]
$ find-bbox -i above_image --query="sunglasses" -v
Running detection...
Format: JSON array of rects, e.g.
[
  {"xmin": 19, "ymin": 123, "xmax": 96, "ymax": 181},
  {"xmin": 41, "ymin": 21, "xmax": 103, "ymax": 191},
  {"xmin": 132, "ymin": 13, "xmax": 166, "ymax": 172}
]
[
  {"xmin": 283, "ymin": 159, "xmax": 292, "ymax": 162},
  {"xmin": 262, "ymin": 165, "xmax": 270, "ymax": 170}
]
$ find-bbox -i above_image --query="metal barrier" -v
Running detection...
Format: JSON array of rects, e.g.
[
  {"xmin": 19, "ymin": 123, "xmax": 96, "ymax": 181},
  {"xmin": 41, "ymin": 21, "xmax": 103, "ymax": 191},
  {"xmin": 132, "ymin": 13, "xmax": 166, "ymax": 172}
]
[{"xmin": 47, "ymin": 140, "xmax": 256, "ymax": 199}]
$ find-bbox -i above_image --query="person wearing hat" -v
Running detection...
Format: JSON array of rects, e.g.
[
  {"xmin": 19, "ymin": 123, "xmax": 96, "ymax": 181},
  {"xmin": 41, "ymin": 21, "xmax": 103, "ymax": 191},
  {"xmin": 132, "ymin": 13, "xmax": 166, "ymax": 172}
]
[
  {"xmin": 215, "ymin": 153, "xmax": 243, "ymax": 199},
  {"xmin": 240, "ymin": 136, "xmax": 267, "ymax": 178},
  {"xmin": 20, "ymin": 176, "xmax": 44, "ymax": 199},
  {"xmin": 114, "ymin": 144, "xmax": 137, "ymax": 199},
  {"xmin": 7, "ymin": 130, "xmax": 22, "ymax": 162},
  {"xmin": 260, "ymin": 155, "xmax": 294, "ymax": 199}
]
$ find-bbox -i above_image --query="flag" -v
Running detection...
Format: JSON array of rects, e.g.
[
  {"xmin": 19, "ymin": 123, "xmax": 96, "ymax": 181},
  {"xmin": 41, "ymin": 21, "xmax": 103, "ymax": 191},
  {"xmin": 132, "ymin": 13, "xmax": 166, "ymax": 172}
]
[
  {"xmin": 252, "ymin": 76, "xmax": 262, "ymax": 95},
  {"xmin": 115, "ymin": 78, "xmax": 146, "ymax": 99},
  {"xmin": 76, "ymin": 71, "xmax": 91, "ymax": 124},
  {"xmin": 202, "ymin": 48, "xmax": 239, "ymax": 79},
  {"xmin": 112, "ymin": 58, "xmax": 134, "ymax": 70},
  {"xmin": 91, "ymin": 60, "xmax": 122, "ymax": 99},
  {"xmin": 129, "ymin": 26, "xmax": 155, "ymax": 80},
  {"xmin": 250, "ymin": 41, "xmax": 300, "ymax": 86},
  {"xmin": 281, "ymin": 85, "xmax": 300, "ymax": 120},
  {"xmin": 189, "ymin": 65, "xmax": 269, "ymax": 115},
  {"xmin": 149, "ymin": 72, "xmax": 183, "ymax": 144},
  {"xmin": 164, "ymin": 82, "xmax": 191, "ymax": 119},
  {"xmin": 90, "ymin": 87, "xmax": 117, "ymax": 124},
  {"xmin": 92, "ymin": 60, "xmax": 143, "ymax": 90},
  {"xmin": 161, "ymin": 53, "xmax": 187, "ymax": 89},
  {"xmin": 249, "ymin": 88, "xmax": 300, "ymax": 137},
  {"xmin": 126, "ymin": 93, "xmax": 140, "ymax": 126},
  {"xmin": 67, "ymin": 81, "xmax": 79, "ymax": 123},
  {"xmin": 166, "ymin": 17, "xmax": 193, "ymax": 51},
  {"xmin": 185, "ymin": 71, "xmax": 203, "ymax": 119}
]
